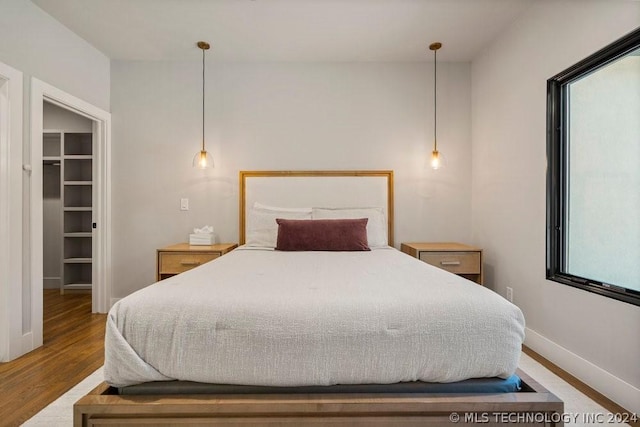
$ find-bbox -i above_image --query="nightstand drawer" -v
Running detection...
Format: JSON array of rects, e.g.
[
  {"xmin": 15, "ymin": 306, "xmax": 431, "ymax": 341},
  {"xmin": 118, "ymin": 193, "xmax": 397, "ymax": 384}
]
[
  {"xmin": 159, "ymin": 252, "xmax": 219, "ymax": 275},
  {"xmin": 156, "ymin": 243, "xmax": 237, "ymax": 281},
  {"xmin": 419, "ymin": 251, "xmax": 481, "ymax": 274}
]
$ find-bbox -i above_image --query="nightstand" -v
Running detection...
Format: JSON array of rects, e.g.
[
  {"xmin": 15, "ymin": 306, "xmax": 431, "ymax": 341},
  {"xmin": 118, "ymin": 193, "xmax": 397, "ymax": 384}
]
[
  {"xmin": 156, "ymin": 243, "xmax": 237, "ymax": 281},
  {"xmin": 401, "ymin": 242, "xmax": 483, "ymax": 285}
]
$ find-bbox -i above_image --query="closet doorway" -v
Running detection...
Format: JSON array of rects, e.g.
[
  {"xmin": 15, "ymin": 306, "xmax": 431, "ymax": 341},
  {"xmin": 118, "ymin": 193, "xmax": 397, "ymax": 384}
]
[
  {"xmin": 27, "ymin": 78, "xmax": 111, "ymax": 355},
  {"xmin": 43, "ymin": 102, "xmax": 94, "ymax": 295}
]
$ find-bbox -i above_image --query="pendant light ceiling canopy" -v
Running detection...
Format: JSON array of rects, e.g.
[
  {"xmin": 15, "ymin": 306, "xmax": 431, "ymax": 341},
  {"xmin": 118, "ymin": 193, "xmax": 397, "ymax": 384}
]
[
  {"xmin": 429, "ymin": 41, "xmax": 442, "ymax": 170},
  {"xmin": 193, "ymin": 41, "xmax": 213, "ymax": 169}
]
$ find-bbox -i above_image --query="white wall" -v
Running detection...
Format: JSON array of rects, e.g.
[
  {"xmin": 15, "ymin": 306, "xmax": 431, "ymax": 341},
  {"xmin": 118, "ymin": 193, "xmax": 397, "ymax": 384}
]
[
  {"xmin": 0, "ymin": 0, "xmax": 110, "ymax": 359},
  {"xmin": 44, "ymin": 101, "xmax": 94, "ymax": 133},
  {"xmin": 0, "ymin": 0, "xmax": 110, "ymax": 111},
  {"xmin": 111, "ymin": 61, "xmax": 471, "ymax": 297},
  {"xmin": 471, "ymin": 0, "xmax": 640, "ymax": 412}
]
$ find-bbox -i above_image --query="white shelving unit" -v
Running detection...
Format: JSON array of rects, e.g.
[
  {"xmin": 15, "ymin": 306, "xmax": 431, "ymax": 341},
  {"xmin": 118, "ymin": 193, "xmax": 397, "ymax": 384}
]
[{"xmin": 43, "ymin": 131, "xmax": 93, "ymax": 294}]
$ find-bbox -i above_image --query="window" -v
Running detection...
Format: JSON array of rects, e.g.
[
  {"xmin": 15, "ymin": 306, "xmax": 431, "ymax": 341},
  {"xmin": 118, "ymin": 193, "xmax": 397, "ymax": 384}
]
[{"xmin": 547, "ymin": 27, "xmax": 640, "ymax": 307}]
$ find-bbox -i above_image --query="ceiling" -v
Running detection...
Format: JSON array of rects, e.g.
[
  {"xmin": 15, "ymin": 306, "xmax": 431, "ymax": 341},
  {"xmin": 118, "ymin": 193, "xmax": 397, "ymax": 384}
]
[{"xmin": 31, "ymin": 0, "xmax": 533, "ymax": 62}]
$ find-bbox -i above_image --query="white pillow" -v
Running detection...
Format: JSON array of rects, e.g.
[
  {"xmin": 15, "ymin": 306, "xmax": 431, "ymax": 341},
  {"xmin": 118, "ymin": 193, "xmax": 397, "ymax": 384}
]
[
  {"xmin": 311, "ymin": 207, "xmax": 388, "ymax": 248},
  {"xmin": 246, "ymin": 207, "xmax": 312, "ymax": 248},
  {"xmin": 253, "ymin": 202, "xmax": 312, "ymax": 213}
]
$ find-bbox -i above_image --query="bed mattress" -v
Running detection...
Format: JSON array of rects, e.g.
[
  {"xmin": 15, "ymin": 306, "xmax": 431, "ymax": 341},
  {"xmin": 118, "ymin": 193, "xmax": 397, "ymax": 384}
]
[{"xmin": 105, "ymin": 247, "xmax": 525, "ymax": 388}]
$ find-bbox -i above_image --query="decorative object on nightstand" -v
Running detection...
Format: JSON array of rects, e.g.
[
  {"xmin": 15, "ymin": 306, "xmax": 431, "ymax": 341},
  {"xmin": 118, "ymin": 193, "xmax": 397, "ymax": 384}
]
[
  {"xmin": 156, "ymin": 243, "xmax": 237, "ymax": 281},
  {"xmin": 401, "ymin": 242, "xmax": 483, "ymax": 285},
  {"xmin": 189, "ymin": 225, "xmax": 215, "ymax": 245}
]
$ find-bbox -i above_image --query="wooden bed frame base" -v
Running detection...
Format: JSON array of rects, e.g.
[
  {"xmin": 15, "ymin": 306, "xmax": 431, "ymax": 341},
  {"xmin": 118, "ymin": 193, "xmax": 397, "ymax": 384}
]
[{"xmin": 74, "ymin": 369, "xmax": 564, "ymax": 426}]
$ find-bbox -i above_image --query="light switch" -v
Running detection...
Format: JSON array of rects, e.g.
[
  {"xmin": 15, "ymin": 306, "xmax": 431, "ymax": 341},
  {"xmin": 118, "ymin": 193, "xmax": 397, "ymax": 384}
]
[{"xmin": 180, "ymin": 198, "xmax": 189, "ymax": 211}]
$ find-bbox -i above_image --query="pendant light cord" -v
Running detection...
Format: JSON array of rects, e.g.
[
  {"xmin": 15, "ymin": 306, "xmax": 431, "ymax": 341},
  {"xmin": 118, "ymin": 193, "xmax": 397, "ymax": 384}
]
[
  {"xmin": 433, "ymin": 47, "xmax": 437, "ymax": 152},
  {"xmin": 202, "ymin": 46, "xmax": 206, "ymax": 152}
]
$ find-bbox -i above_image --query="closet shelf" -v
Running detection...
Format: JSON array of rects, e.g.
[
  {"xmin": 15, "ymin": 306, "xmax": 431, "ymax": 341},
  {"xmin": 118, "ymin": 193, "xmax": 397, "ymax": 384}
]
[
  {"xmin": 64, "ymin": 207, "xmax": 92, "ymax": 211},
  {"xmin": 43, "ymin": 156, "xmax": 61, "ymax": 162},
  {"xmin": 64, "ymin": 258, "xmax": 92, "ymax": 264},
  {"xmin": 64, "ymin": 155, "xmax": 92, "ymax": 160},
  {"xmin": 64, "ymin": 232, "xmax": 92, "ymax": 238},
  {"xmin": 64, "ymin": 181, "xmax": 93, "ymax": 185}
]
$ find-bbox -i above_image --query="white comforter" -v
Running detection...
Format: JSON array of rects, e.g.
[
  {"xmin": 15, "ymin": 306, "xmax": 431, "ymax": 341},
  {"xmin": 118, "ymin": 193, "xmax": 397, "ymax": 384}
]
[{"xmin": 105, "ymin": 247, "xmax": 525, "ymax": 388}]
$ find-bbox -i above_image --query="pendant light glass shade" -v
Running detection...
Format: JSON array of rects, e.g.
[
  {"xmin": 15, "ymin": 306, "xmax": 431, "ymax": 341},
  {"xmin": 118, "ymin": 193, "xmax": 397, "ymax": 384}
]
[
  {"xmin": 429, "ymin": 42, "xmax": 442, "ymax": 170},
  {"xmin": 193, "ymin": 149, "xmax": 213, "ymax": 169},
  {"xmin": 193, "ymin": 41, "xmax": 213, "ymax": 169},
  {"xmin": 430, "ymin": 149, "xmax": 441, "ymax": 170}
]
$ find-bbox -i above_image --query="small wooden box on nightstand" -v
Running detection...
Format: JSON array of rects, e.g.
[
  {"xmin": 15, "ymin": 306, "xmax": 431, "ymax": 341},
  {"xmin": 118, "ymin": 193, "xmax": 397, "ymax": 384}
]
[
  {"xmin": 401, "ymin": 242, "xmax": 483, "ymax": 285},
  {"xmin": 156, "ymin": 243, "xmax": 237, "ymax": 281}
]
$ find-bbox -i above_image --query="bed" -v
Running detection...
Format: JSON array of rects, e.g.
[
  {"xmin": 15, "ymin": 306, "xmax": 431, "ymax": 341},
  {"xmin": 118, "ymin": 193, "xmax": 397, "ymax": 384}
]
[{"xmin": 74, "ymin": 170, "xmax": 563, "ymax": 426}]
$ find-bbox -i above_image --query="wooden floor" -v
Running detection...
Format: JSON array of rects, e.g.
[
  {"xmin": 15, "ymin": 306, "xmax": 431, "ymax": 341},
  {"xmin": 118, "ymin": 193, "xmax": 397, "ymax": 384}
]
[{"xmin": 0, "ymin": 290, "xmax": 106, "ymax": 426}]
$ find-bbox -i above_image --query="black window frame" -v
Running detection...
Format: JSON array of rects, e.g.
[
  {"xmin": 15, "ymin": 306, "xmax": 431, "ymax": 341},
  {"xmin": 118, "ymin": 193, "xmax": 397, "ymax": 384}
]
[{"xmin": 546, "ymin": 27, "xmax": 640, "ymax": 307}]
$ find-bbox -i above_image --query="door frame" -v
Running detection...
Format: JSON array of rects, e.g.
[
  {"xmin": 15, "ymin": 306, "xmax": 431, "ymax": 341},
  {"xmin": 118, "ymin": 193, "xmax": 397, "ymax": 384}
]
[
  {"xmin": 29, "ymin": 78, "xmax": 111, "ymax": 349},
  {"xmin": 0, "ymin": 61, "xmax": 23, "ymax": 361}
]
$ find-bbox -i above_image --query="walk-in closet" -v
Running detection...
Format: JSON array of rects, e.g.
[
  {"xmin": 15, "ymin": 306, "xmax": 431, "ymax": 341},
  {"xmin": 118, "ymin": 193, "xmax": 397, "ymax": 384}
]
[{"xmin": 42, "ymin": 101, "xmax": 94, "ymax": 294}]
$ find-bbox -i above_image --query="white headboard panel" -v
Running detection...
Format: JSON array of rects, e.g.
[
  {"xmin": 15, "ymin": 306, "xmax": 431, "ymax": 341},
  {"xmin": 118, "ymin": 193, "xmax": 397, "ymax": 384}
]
[{"xmin": 239, "ymin": 171, "xmax": 394, "ymax": 245}]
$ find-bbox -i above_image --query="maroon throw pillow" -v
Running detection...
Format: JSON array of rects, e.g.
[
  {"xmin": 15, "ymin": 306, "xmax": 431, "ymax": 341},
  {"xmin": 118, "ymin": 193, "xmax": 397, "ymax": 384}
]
[{"xmin": 275, "ymin": 218, "xmax": 370, "ymax": 251}]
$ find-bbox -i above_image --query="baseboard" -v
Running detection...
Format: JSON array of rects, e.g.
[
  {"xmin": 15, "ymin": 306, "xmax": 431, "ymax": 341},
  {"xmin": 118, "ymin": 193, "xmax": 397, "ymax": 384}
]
[
  {"xmin": 525, "ymin": 327, "xmax": 640, "ymax": 414},
  {"xmin": 43, "ymin": 277, "xmax": 60, "ymax": 289}
]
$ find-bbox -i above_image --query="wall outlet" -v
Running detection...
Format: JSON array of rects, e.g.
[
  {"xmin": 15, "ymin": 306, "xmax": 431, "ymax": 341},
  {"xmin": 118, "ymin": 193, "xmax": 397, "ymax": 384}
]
[
  {"xmin": 506, "ymin": 286, "xmax": 513, "ymax": 302},
  {"xmin": 180, "ymin": 198, "xmax": 189, "ymax": 211}
]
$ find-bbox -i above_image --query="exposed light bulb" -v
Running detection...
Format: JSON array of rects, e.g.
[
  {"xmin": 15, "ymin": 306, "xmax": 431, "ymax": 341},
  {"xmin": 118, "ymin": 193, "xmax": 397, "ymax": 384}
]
[
  {"xmin": 193, "ymin": 149, "xmax": 213, "ymax": 169},
  {"xmin": 431, "ymin": 150, "xmax": 441, "ymax": 170}
]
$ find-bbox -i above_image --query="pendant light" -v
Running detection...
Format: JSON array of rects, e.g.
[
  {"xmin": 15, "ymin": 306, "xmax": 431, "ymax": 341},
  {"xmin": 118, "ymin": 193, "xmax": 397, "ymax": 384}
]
[
  {"xmin": 193, "ymin": 41, "xmax": 213, "ymax": 169},
  {"xmin": 429, "ymin": 42, "xmax": 442, "ymax": 170}
]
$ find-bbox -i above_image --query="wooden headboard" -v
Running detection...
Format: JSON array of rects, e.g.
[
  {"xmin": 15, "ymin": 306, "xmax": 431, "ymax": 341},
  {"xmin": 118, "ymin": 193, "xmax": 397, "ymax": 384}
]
[{"xmin": 239, "ymin": 170, "xmax": 394, "ymax": 246}]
